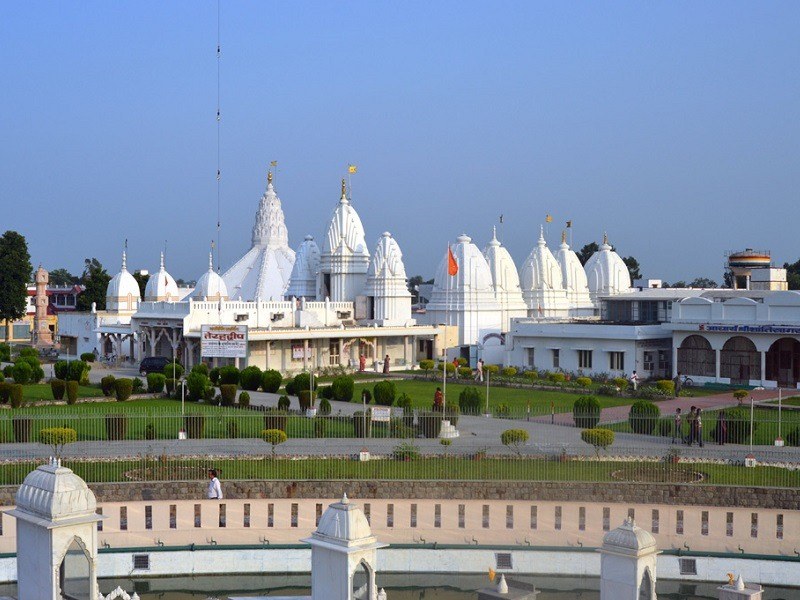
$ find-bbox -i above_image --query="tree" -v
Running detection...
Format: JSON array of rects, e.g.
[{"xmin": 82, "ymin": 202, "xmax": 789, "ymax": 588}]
[
  {"xmin": 408, "ymin": 275, "xmax": 424, "ymax": 303},
  {"xmin": 622, "ymin": 256, "xmax": 641, "ymax": 281},
  {"xmin": 689, "ymin": 277, "xmax": 717, "ymax": 288},
  {"xmin": 784, "ymin": 259, "xmax": 800, "ymax": 290},
  {"xmin": 577, "ymin": 242, "xmax": 599, "ymax": 266},
  {"xmin": 0, "ymin": 231, "xmax": 32, "ymax": 342},
  {"xmin": 500, "ymin": 428, "xmax": 530, "ymax": 456},
  {"xmin": 39, "ymin": 427, "xmax": 78, "ymax": 459},
  {"xmin": 49, "ymin": 268, "xmax": 78, "ymax": 286},
  {"xmin": 133, "ymin": 270, "xmax": 150, "ymax": 298},
  {"xmin": 77, "ymin": 258, "xmax": 111, "ymax": 311},
  {"xmin": 722, "ymin": 271, "xmax": 733, "ymax": 289},
  {"xmin": 668, "ymin": 281, "xmax": 688, "ymax": 288}
]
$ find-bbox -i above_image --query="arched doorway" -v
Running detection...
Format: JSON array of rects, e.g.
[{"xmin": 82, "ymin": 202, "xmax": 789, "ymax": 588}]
[
  {"xmin": 59, "ymin": 538, "xmax": 91, "ymax": 600},
  {"xmin": 720, "ymin": 336, "xmax": 760, "ymax": 385},
  {"xmin": 351, "ymin": 559, "xmax": 372, "ymax": 599},
  {"xmin": 638, "ymin": 567, "xmax": 653, "ymax": 600},
  {"xmin": 766, "ymin": 338, "xmax": 800, "ymax": 387},
  {"xmin": 677, "ymin": 335, "xmax": 715, "ymax": 377}
]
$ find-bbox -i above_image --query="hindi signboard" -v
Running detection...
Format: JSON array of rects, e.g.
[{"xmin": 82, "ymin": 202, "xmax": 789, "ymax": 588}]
[
  {"xmin": 201, "ymin": 325, "xmax": 248, "ymax": 358},
  {"xmin": 371, "ymin": 407, "xmax": 391, "ymax": 422}
]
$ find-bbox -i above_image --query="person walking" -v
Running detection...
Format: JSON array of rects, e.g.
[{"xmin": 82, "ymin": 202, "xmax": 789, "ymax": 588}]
[
  {"xmin": 672, "ymin": 407, "xmax": 682, "ymax": 444},
  {"xmin": 474, "ymin": 358, "xmax": 484, "ymax": 382},
  {"xmin": 358, "ymin": 354, "xmax": 366, "ymax": 372},
  {"xmin": 686, "ymin": 407, "xmax": 697, "ymax": 446},
  {"xmin": 383, "ymin": 354, "xmax": 390, "ymax": 374},
  {"xmin": 715, "ymin": 410, "xmax": 728, "ymax": 445},
  {"xmin": 629, "ymin": 370, "xmax": 639, "ymax": 392},
  {"xmin": 696, "ymin": 408, "xmax": 704, "ymax": 447},
  {"xmin": 207, "ymin": 469, "xmax": 223, "ymax": 500},
  {"xmin": 433, "ymin": 387, "xmax": 443, "ymax": 410},
  {"xmin": 673, "ymin": 371, "xmax": 682, "ymax": 396}
]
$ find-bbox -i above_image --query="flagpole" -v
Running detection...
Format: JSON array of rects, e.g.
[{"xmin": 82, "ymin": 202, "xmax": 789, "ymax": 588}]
[{"xmin": 443, "ymin": 242, "xmax": 448, "ymax": 417}]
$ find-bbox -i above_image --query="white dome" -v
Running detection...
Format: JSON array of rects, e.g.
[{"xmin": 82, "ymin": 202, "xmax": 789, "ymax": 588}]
[
  {"xmin": 144, "ymin": 252, "xmax": 180, "ymax": 302},
  {"xmin": 223, "ymin": 174, "xmax": 296, "ymax": 301},
  {"xmin": 321, "ymin": 180, "xmax": 370, "ymax": 261},
  {"xmin": 584, "ymin": 233, "xmax": 632, "ymax": 301},
  {"xmin": 286, "ymin": 235, "xmax": 321, "ymax": 299},
  {"xmin": 15, "ymin": 459, "xmax": 97, "ymax": 522},
  {"xmin": 520, "ymin": 227, "xmax": 565, "ymax": 293},
  {"xmin": 313, "ymin": 493, "xmax": 375, "ymax": 545},
  {"xmin": 602, "ymin": 517, "xmax": 657, "ymax": 555},
  {"xmin": 365, "ymin": 232, "xmax": 409, "ymax": 284},
  {"xmin": 106, "ymin": 250, "xmax": 141, "ymax": 312},
  {"xmin": 482, "ymin": 227, "xmax": 528, "ymax": 328},
  {"xmin": 193, "ymin": 252, "xmax": 229, "ymax": 301},
  {"xmin": 556, "ymin": 231, "xmax": 593, "ymax": 310}
]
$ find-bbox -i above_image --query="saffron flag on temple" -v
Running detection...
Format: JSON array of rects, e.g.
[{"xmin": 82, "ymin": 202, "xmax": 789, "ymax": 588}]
[
  {"xmin": 448, "ymin": 246, "xmax": 458, "ymax": 276},
  {"xmin": 348, "ymin": 164, "xmax": 358, "ymax": 174},
  {"xmin": 545, "ymin": 214, "xmax": 553, "ymax": 223}
]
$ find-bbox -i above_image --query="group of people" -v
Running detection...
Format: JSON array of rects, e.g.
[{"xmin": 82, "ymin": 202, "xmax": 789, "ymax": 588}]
[
  {"xmin": 672, "ymin": 406, "xmax": 729, "ymax": 446},
  {"xmin": 356, "ymin": 354, "xmax": 392, "ymax": 374}
]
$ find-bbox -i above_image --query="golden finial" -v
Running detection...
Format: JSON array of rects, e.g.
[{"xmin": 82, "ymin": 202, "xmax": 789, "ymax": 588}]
[
  {"xmin": 561, "ymin": 230, "xmax": 567, "ymax": 244},
  {"xmin": 603, "ymin": 231, "xmax": 608, "ymax": 245},
  {"xmin": 268, "ymin": 171, "xmax": 273, "ymax": 184},
  {"xmin": 341, "ymin": 178, "xmax": 347, "ymax": 197}
]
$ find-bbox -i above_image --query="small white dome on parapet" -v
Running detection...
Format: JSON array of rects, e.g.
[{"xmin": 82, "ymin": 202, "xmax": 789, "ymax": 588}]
[
  {"xmin": 15, "ymin": 459, "xmax": 97, "ymax": 522},
  {"xmin": 602, "ymin": 517, "xmax": 657, "ymax": 555},
  {"xmin": 193, "ymin": 252, "xmax": 229, "ymax": 301},
  {"xmin": 313, "ymin": 495, "xmax": 374, "ymax": 545},
  {"xmin": 286, "ymin": 235, "xmax": 321, "ymax": 300},
  {"xmin": 106, "ymin": 248, "xmax": 141, "ymax": 312},
  {"xmin": 144, "ymin": 252, "xmax": 180, "ymax": 302},
  {"xmin": 584, "ymin": 232, "xmax": 631, "ymax": 301}
]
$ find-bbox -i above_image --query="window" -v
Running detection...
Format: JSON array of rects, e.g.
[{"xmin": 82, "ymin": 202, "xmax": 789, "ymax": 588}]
[
  {"xmin": 506, "ymin": 505, "xmax": 513, "ymax": 529},
  {"xmin": 554, "ymin": 506, "xmax": 562, "ymax": 531},
  {"xmin": 483, "ymin": 505, "xmax": 490, "ymax": 528},
  {"xmin": 751, "ymin": 513, "xmax": 758, "ymax": 538},
  {"xmin": 679, "ymin": 558, "xmax": 697, "ymax": 576},
  {"xmin": 579, "ymin": 507, "xmax": 586, "ymax": 531},
  {"xmin": 726, "ymin": 512, "xmax": 733, "ymax": 537},
  {"xmin": 267, "ymin": 503, "xmax": 274, "ymax": 527},
  {"xmin": 639, "ymin": 301, "xmax": 659, "ymax": 323},
  {"xmin": 458, "ymin": 504, "xmax": 465, "ymax": 528},
  {"xmin": 387, "ymin": 504, "xmax": 394, "ymax": 527},
  {"xmin": 410, "ymin": 504, "xmax": 417, "ymax": 528},
  {"xmin": 194, "ymin": 504, "xmax": 201, "ymax": 528},
  {"xmin": 435, "ymin": 504, "xmax": 441, "ymax": 528},
  {"xmin": 530, "ymin": 506, "xmax": 537, "ymax": 530},
  {"xmin": 495, "ymin": 553, "xmax": 513, "ymax": 570},
  {"xmin": 651, "ymin": 510, "xmax": 659, "ymax": 534},
  {"xmin": 145, "ymin": 505, "xmax": 153, "ymax": 530},
  {"xmin": 643, "ymin": 351, "xmax": 654, "ymax": 371},
  {"xmin": 609, "ymin": 352, "xmax": 624, "ymax": 371},
  {"xmin": 701, "ymin": 511, "xmax": 708, "ymax": 536},
  {"xmin": 526, "ymin": 348, "xmax": 535, "ymax": 367},
  {"xmin": 364, "ymin": 503, "xmax": 371, "ymax": 525},
  {"xmin": 329, "ymin": 340, "xmax": 340, "ymax": 366},
  {"xmin": 315, "ymin": 503, "xmax": 323, "ymax": 527},
  {"xmin": 290, "ymin": 503, "xmax": 298, "ymax": 528},
  {"xmin": 552, "ymin": 349, "xmax": 559, "ymax": 369},
  {"xmin": 777, "ymin": 514, "xmax": 784, "ymax": 540},
  {"xmin": 676, "ymin": 510, "xmax": 684, "ymax": 535},
  {"xmin": 602, "ymin": 507, "xmax": 610, "ymax": 531},
  {"xmin": 132, "ymin": 555, "xmax": 150, "ymax": 571},
  {"xmin": 577, "ymin": 350, "xmax": 592, "ymax": 369}
]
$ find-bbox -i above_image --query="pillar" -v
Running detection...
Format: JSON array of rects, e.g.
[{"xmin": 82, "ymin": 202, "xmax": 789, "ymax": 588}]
[
  {"xmin": 265, "ymin": 341, "xmax": 271, "ymax": 370},
  {"xmin": 148, "ymin": 330, "xmax": 156, "ymax": 357},
  {"xmin": 715, "ymin": 349, "xmax": 721, "ymax": 382},
  {"xmin": 760, "ymin": 351, "xmax": 766, "ymax": 386},
  {"xmin": 303, "ymin": 339, "xmax": 309, "ymax": 370},
  {"xmin": 672, "ymin": 345, "xmax": 679, "ymax": 378},
  {"xmin": 340, "ymin": 338, "xmax": 346, "ymax": 367},
  {"xmin": 403, "ymin": 336, "xmax": 409, "ymax": 367}
]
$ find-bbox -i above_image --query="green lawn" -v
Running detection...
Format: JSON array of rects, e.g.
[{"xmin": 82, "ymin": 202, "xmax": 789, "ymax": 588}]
[
  {"xmin": 353, "ymin": 378, "xmax": 633, "ymax": 414},
  {"xmin": 21, "ymin": 383, "xmax": 103, "ymax": 401},
  {"xmin": 0, "ymin": 456, "xmax": 796, "ymax": 488},
  {"xmin": 765, "ymin": 396, "xmax": 800, "ymax": 407}
]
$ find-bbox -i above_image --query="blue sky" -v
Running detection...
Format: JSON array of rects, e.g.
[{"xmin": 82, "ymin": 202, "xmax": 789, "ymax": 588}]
[{"xmin": 2, "ymin": 1, "xmax": 799, "ymax": 284}]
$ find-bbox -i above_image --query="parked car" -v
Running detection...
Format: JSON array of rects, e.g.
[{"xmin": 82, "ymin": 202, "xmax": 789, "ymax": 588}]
[{"xmin": 139, "ymin": 356, "xmax": 171, "ymax": 377}]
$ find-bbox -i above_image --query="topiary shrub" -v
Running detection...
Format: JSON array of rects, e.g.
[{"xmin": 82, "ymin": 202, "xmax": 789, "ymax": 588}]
[
  {"xmin": 573, "ymin": 396, "xmax": 601, "ymax": 428},
  {"xmin": 218, "ymin": 366, "xmax": 240, "ymax": 385},
  {"xmin": 523, "ymin": 370, "xmax": 539, "ymax": 381},
  {"xmin": 147, "ymin": 373, "xmax": 166, "ymax": 393},
  {"xmin": 80, "ymin": 352, "xmax": 95, "ymax": 362},
  {"xmin": 209, "ymin": 367, "xmax": 220, "ymax": 385},
  {"xmin": 576, "ymin": 377, "xmax": 592, "ymax": 388},
  {"xmin": 501, "ymin": 367, "xmax": 518, "ymax": 377},
  {"xmin": 353, "ymin": 410, "xmax": 372, "ymax": 437},
  {"xmin": 68, "ymin": 360, "xmax": 89, "ymax": 384},
  {"xmin": 458, "ymin": 366, "xmax": 473, "ymax": 378},
  {"xmin": 501, "ymin": 428, "xmax": 530, "ymax": 455},
  {"xmin": 331, "ymin": 375, "xmax": 355, "ymax": 402},
  {"xmin": 186, "ymin": 371, "xmax": 211, "ymax": 401},
  {"xmin": 373, "ymin": 380, "xmax": 396, "ymax": 406},
  {"xmin": 485, "ymin": 364, "xmax": 500, "ymax": 375},
  {"xmin": 165, "ymin": 378, "xmax": 176, "ymax": 394},
  {"xmin": 548, "ymin": 372, "xmax": 566, "ymax": 383},
  {"xmin": 725, "ymin": 407, "xmax": 757, "ymax": 444},
  {"xmin": 261, "ymin": 429, "xmax": 287, "ymax": 457},
  {"xmin": 238, "ymin": 391, "xmax": 250, "ymax": 407},
  {"xmin": 261, "ymin": 369, "xmax": 282, "ymax": 393},
  {"xmin": 656, "ymin": 380, "xmax": 675, "ymax": 395},
  {"xmin": 114, "ymin": 378, "xmax": 133, "ymax": 402},
  {"xmin": 191, "ymin": 363, "xmax": 209, "ymax": 376},
  {"xmin": 203, "ymin": 387, "xmax": 216, "ymax": 404},
  {"xmin": 163, "ymin": 362, "xmax": 185, "ymax": 379},
  {"xmin": 318, "ymin": 385, "xmax": 333, "ymax": 400},
  {"xmin": 292, "ymin": 373, "xmax": 311, "ymax": 394},
  {"xmin": 277, "ymin": 395, "xmax": 291, "ymax": 411},
  {"xmin": 458, "ymin": 387, "xmax": 482, "ymax": 414},
  {"xmin": 298, "ymin": 390, "xmax": 316, "ymax": 411},
  {"xmin": 184, "ymin": 413, "xmax": 205, "ymax": 438},
  {"xmin": 580, "ymin": 428, "xmax": 615, "ymax": 456},
  {"xmin": 51, "ymin": 379, "xmax": 66, "ymax": 400},
  {"xmin": 628, "ymin": 400, "xmax": 660, "ymax": 435},
  {"xmin": 105, "ymin": 414, "xmax": 127, "ymax": 440},
  {"xmin": 100, "ymin": 375, "xmax": 116, "ymax": 397},
  {"xmin": 0, "ymin": 382, "xmax": 11, "ymax": 404},
  {"xmin": 54, "ymin": 360, "xmax": 69, "ymax": 380},
  {"xmin": 263, "ymin": 408, "xmax": 288, "ymax": 432},
  {"xmin": 65, "ymin": 380, "xmax": 79, "ymax": 405},
  {"xmin": 131, "ymin": 377, "xmax": 144, "ymax": 393},
  {"xmin": 239, "ymin": 366, "xmax": 262, "ymax": 391},
  {"xmin": 613, "ymin": 377, "xmax": 628, "ymax": 390},
  {"xmin": 318, "ymin": 398, "xmax": 332, "ymax": 416},
  {"xmin": 419, "ymin": 359, "xmax": 435, "ymax": 373},
  {"xmin": 11, "ymin": 361, "xmax": 32, "ymax": 385},
  {"xmin": 220, "ymin": 384, "xmax": 238, "ymax": 406},
  {"xmin": 356, "ymin": 389, "xmax": 372, "ymax": 404},
  {"xmin": 39, "ymin": 427, "xmax": 77, "ymax": 457},
  {"xmin": 437, "ymin": 361, "xmax": 455, "ymax": 374},
  {"xmin": 733, "ymin": 389, "xmax": 749, "ymax": 405},
  {"xmin": 0, "ymin": 343, "xmax": 9, "ymax": 362},
  {"xmin": 10, "ymin": 384, "xmax": 24, "ymax": 408}
]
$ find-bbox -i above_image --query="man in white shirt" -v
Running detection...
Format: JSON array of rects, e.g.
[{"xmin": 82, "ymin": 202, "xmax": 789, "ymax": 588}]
[
  {"xmin": 207, "ymin": 469, "xmax": 223, "ymax": 499},
  {"xmin": 629, "ymin": 371, "xmax": 639, "ymax": 391}
]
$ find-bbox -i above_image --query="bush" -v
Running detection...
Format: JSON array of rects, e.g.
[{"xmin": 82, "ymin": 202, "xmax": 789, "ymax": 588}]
[
  {"xmin": 419, "ymin": 359, "xmax": 435, "ymax": 373},
  {"xmin": 733, "ymin": 389, "xmax": 749, "ymax": 404},
  {"xmin": 0, "ymin": 382, "xmax": 11, "ymax": 404},
  {"xmin": 353, "ymin": 410, "xmax": 372, "ymax": 437},
  {"xmin": 209, "ymin": 367, "xmax": 220, "ymax": 385},
  {"xmin": 191, "ymin": 363, "xmax": 209, "ymax": 376},
  {"xmin": 68, "ymin": 360, "xmax": 89, "ymax": 384},
  {"xmin": 501, "ymin": 429, "xmax": 530, "ymax": 455},
  {"xmin": 628, "ymin": 400, "xmax": 660, "ymax": 435},
  {"xmin": 184, "ymin": 413, "xmax": 205, "ymax": 438},
  {"xmin": 485, "ymin": 364, "xmax": 500, "ymax": 375},
  {"xmin": 105, "ymin": 414, "xmax": 127, "ymax": 440},
  {"xmin": 725, "ymin": 407, "xmax": 757, "ymax": 444},
  {"xmin": 10, "ymin": 384, "xmax": 23, "ymax": 408},
  {"xmin": 263, "ymin": 408, "xmax": 288, "ymax": 432},
  {"xmin": 613, "ymin": 377, "xmax": 628, "ymax": 389},
  {"xmin": 656, "ymin": 380, "xmax": 675, "ymax": 395},
  {"xmin": 80, "ymin": 352, "xmax": 95, "ymax": 362},
  {"xmin": 331, "ymin": 375, "xmax": 354, "ymax": 402},
  {"xmin": 39, "ymin": 427, "xmax": 78, "ymax": 456},
  {"xmin": 131, "ymin": 377, "xmax": 144, "ymax": 393},
  {"xmin": 261, "ymin": 369, "xmax": 282, "ymax": 393},
  {"xmin": 218, "ymin": 366, "xmax": 240, "ymax": 386},
  {"xmin": 523, "ymin": 370, "xmax": 539, "ymax": 381},
  {"xmin": 262, "ymin": 429, "xmax": 287, "ymax": 456},
  {"xmin": 159, "ymin": 362, "xmax": 182, "ymax": 379},
  {"xmin": 186, "ymin": 371, "xmax": 211, "ymax": 402},
  {"xmin": 392, "ymin": 442, "xmax": 420, "ymax": 461},
  {"xmin": 548, "ymin": 372, "xmax": 566, "ymax": 383},
  {"xmin": 501, "ymin": 367, "xmax": 518, "ymax": 377},
  {"xmin": 576, "ymin": 377, "xmax": 592, "ymax": 388},
  {"xmin": 220, "ymin": 384, "xmax": 238, "ymax": 406},
  {"xmin": 494, "ymin": 403, "xmax": 511, "ymax": 418},
  {"xmin": 373, "ymin": 380, "xmax": 396, "ymax": 406},
  {"xmin": 203, "ymin": 387, "xmax": 216, "ymax": 404},
  {"xmin": 50, "ymin": 379, "xmax": 66, "ymax": 400},
  {"xmin": 100, "ymin": 375, "xmax": 116, "ymax": 397},
  {"xmin": 2, "ymin": 365, "xmax": 13, "ymax": 378},
  {"xmin": 54, "ymin": 360, "xmax": 69, "ymax": 380},
  {"xmin": 11, "ymin": 361, "xmax": 32, "ymax": 384},
  {"xmin": 298, "ymin": 389, "xmax": 316, "ymax": 411},
  {"xmin": 277, "ymin": 395, "xmax": 291, "ymax": 411},
  {"xmin": 581, "ymin": 428, "xmax": 615, "ymax": 455},
  {"xmin": 458, "ymin": 387, "xmax": 482, "ymax": 414},
  {"xmin": 65, "ymin": 380, "xmax": 79, "ymax": 405},
  {"xmin": 239, "ymin": 366, "xmax": 262, "ymax": 391},
  {"xmin": 417, "ymin": 411, "xmax": 442, "ymax": 438},
  {"xmin": 436, "ymin": 361, "xmax": 456, "ymax": 374},
  {"xmin": 114, "ymin": 378, "xmax": 133, "ymax": 402},
  {"xmin": 165, "ymin": 378, "xmax": 176, "ymax": 394},
  {"xmin": 238, "ymin": 391, "xmax": 250, "ymax": 407},
  {"xmin": 318, "ymin": 398, "xmax": 332, "ymax": 416},
  {"xmin": 597, "ymin": 385, "xmax": 618, "ymax": 397},
  {"xmin": 573, "ymin": 396, "xmax": 601, "ymax": 428},
  {"xmin": 457, "ymin": 366, "xmax": 472, "ymax": 378},
  {"xmin": 147, "ymin": 373, "xmax": 166, "ymax": 393},
  {"xmin": 356, "ymin": 389, "xmax": 372, "ymax": 404},
  {"xmin": 394, "ymin": 392, "xmax": 413, "ymax": 411},
  {"xmin": 318, "ymin": 385, "xmax": 333, "ymax": 400},
  {"xmin": 0, "ymin": 343, "xmax": 9, "ymax": 362},
  {"xmin": 291, "ymin": 372, "xmax": 311, "ymax": 395},
  {"xmin": 0, "ymin": 371, "xmax": 3, "ymax": 382}
]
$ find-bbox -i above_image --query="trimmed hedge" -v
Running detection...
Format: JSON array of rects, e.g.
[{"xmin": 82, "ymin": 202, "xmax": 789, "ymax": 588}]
[
  {"xmin": 10, "ymin": 384, "xmax": 23, "ymax": 408},
  {"xmin": 209, "ymin": 367, "xmax": 220, "ymax": 385},
  {"xmin": 80, "ymin": 352, "xmax": 95, "ymax": 362},
  {"xmin": 39, "ymin": 427, "xmax": 78, "ymax": 451},
  {"xmin": 218, "ymin": 366, "xmax": 240, "ymax": 385},
  {"xmin": 238, "ymin": 391, "xmax": 250, "ymax": 407},
  {"xmin": 656, "ymin": 380, "xmax": 675, "ymax": 395},
  {"xmin": 458, "ymin": 366, "xmax": 473, "ymax": 378},
  {"xmin": 373, "ymin": 380, "xmax": 396, "ymax": 406},
  {"xmin": 500, "ymin": 429, "xmax": 529, "ymax": 454},
  {"xmin": 318, "ymin": 398, "xmax": 332, "ymax": 416},
  {"xmin": 191, "ymin": 363, "xmax": 209, "ymax": 376},
  {"xmin": 501, "ymin": 367, "xmax": 518, "ymax": 377},
  {"xmin": 261, "ymin": 369, "xmax": 282, "ymax": 393},
  {"xmin": 11, "ymin": 361, "xmax": 32, "ymax": 385},
  {"xmin": 51, "ymin": 379, "xmax": 66, "ymax": 401},
  {"xmin": 186, "ymin": 372, "xmax": 211, "ymax": 402},
  {"xmin": 581, "ymin": 428, "xmax": 615, "ymax": 454},
  {"xmin": 277, "ymin": 395, "xmax": 291, "ymax": 411},
  {"xmin": 165, "ymin": 378, "xmax": 177, "ymax": 394},
  {"xmin": 331, "ymin": 375, "xmax": 355, "ymax": 402},
  {"xmin": 628, "ymin": 400, "xmax": 660, "ymax": 435},
  {"xmin": 576, "ymin": 377, "xmax": 592, "ymax": 388},
  {"xmin": 163, "ymin": 362, "xmax": 185, "ymax": 379},
  {"xmin": 147, "ymin": 373, "xmax": 166, "ymax": 393},
  {"xmin": 573, "ymin": 396, "xmax": 601, "ymax": 429},
  {"xmin": 68, "ymin": 360, "xmax": 89, "ymax": 384},
  {"xmin": 419, "ymin": 359, "xmax": 435, "ymax": 372},
  {"xmin": 240, "ymin": 366, "xmax": 262, "ymax": 391},
  {"xmin": 0, "ymin": 382, "xmax": 11, "ymax": 404},
  {"xmin": 114, "ymin": 378, "xmax": 133, "ymax": 402},
  {"xmin": 725, "ymin": 407, "xmax": 758, "ymax": 444},
  {"xmin": 220, "ymin": 384, "xmax": 238, "ymax": 406},
  {"xmin": 65, "ymin": 380, "xmax": 79, "ymax": 405},
  {"xmin": 548, "ymin": 372, "xmax": 566, "ymax": 383},
  {"xmin": 100, "ymin": 375, "xmax": 116, "ymax": 397},
  {"xmin": 298, "ymin": 390, "xmax": 316, "ymax": 411},
  {"xmin": 458, "ymin": 387, "xmax": 482, "ymax": 414}
]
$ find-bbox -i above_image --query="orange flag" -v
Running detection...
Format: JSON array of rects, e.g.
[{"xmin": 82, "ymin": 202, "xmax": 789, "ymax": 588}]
[{"xmin": 447, "ymin": 246, "xmax": 458, "ymax": 276}]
